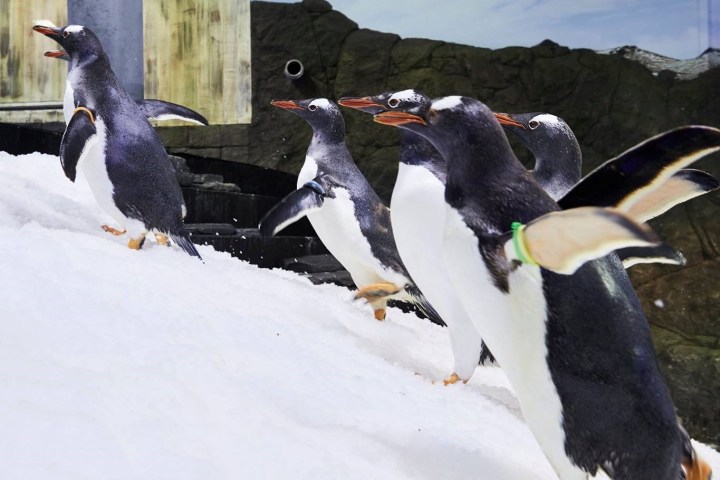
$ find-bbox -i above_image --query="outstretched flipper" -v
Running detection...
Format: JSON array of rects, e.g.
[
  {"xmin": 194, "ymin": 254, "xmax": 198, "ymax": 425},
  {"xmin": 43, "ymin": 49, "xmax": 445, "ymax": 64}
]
[
  {"xmin": 259, "ymin": 180, "xmax": 328, "ymax": 236},
  {"xmin": 60, "ymin": 107, "xmax": 97, "ymax": 182},
  {"xmin": 559, "ymin": 126, "xmax": 720, "ymax": 212},
  {"xmin": 504, "ymin": 207, "xmax": 660, "ymax": 275},
  {"xmin": 617, "ymin": 244, "xmax": 686, "ymax": 269},
  {"xmin": 625, "ymin": 169, "xmax": 719, "ymax": 223},
  {"xmin": 137, "ymin": 99, "xmax": 209, "ymax": 126}
]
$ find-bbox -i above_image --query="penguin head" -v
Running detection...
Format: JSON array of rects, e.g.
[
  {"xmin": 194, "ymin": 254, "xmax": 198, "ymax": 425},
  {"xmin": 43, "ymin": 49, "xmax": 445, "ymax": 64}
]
[
  {"xmin": 33, "ymin": 24, "xmax": 105, "ymax": 63},
  {"xmin": 338, "ymin": 89, "xmax": 431, "ymax": 116},
  {"xmin": 494, "ymin": 112, "xmax": 577, "ymax": 154},
  {"xmin": 271, "ymin": 98, "xmax": 346, "ymax": 138},
  {"xmin": 374, "ymin": 95, "xmax": 501, "ymax": 159}
]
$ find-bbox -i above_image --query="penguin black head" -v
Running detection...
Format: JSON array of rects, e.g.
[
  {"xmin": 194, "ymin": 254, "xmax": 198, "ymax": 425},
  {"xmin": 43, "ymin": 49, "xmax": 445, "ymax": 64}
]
[
  {"xmin": 271, "ymin": 98, "xmax": 346, "ymax": 139},
  {"xmin": 494, "ymin": 112, "xmax": 578, "ymax": 157},
  {"xmin": 32, "ymin": 24, "xmax": 106, "ymax": 63},
  {"xmin": 374, "ymin": 96, "xmax": 504, "ymax": 160},
  {"xmin": 338, "ymin": 89, "xmax": 431, "ymax": 116}
]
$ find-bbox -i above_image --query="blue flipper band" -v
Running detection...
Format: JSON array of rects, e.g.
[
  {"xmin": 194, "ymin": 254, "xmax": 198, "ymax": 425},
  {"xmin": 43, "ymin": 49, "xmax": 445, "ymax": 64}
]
[{"xmin": 303, "ymin": 180, "xmax": 325, "ymax": 196}]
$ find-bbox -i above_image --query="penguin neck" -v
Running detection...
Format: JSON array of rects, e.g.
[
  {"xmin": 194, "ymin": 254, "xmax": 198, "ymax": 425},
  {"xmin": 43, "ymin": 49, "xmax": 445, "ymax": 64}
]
[
  {"xmin": 532, "ymin": 135, "xmax": 582, "ymax": 199},
  {"xmin": 307, "ymin": 129, "xmax": 353, "ymax": 170},
  {"xmin": 70, "ymin": 50, "xmax": 111, "ymax": 71},
  {"xmin": 442, "ymin": 122, "xmax": 553, "ymax": 228},
  {"xmin": 400, "ymin": 130, "xmax": 447, "ymax": 183}
]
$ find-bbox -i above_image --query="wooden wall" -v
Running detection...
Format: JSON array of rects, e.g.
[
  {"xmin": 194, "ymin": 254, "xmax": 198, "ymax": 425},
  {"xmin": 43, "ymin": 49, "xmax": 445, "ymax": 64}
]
[
  {"xmin": 0, "ymin": 0, "xmax": 252, "ymax": 125},
  {"xmin": 0, "ymin": 0, "xmax": 67, "ymax": 123},
  {"xmin": 144, "ymin": 0, "xmax": 252, "ymax": 125}
]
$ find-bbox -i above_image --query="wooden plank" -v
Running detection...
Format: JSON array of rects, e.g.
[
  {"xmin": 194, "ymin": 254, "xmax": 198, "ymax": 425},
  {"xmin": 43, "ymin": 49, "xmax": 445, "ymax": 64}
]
[
  {"xmin": 144, "ymin": 0, "xmax": 252, "ymax": 125},
  {"xmin": 0, "ymin": 0, "xmax": 68, "ymax": 112}
]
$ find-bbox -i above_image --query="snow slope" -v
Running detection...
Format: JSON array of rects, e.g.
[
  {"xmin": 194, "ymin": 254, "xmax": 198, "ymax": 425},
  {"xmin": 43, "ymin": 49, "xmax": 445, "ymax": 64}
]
[{"xmin": 0, "ymin": 151, "xmax": 717, "ymax": 479}]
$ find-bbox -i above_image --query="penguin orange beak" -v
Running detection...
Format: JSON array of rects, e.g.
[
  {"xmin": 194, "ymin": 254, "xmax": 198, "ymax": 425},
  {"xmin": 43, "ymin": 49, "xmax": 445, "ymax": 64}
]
[
  {"xmin": 44, "ymin": 50, "xmax": 69, "ymax": 59},
  {"xmin": 494, "ymin": 112, "xmax": 526, "ymax": 129},
  {"xmin": 33, "ymin": 25, "xmax": 62, "ymax": 39},
  {"xmin": 338, "ymin": 97, "xmax": 386, "ymax": 114},
  {"xmin": 271, "ymin": 100, "xmax": 304, "ymax": 111},
  {"xmin": 374, "ymin": 111, "xmax": 426, "ymax": 126},
  {"xmin": 682, "ymin": 452, "xmax": 713, "ymax": 480}
]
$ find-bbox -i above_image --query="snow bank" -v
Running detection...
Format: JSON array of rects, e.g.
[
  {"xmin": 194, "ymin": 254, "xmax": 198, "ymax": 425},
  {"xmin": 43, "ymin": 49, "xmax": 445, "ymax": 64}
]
[{"xmin": 0, "ymin": 151, "xmax": 717, "ymax": 479}]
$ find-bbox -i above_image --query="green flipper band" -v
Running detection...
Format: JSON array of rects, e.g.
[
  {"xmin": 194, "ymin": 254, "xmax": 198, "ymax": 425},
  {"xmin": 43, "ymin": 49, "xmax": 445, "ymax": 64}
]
[{"xmin": 511, "ymin": 221, "xmax": 539, "ymax": 266}]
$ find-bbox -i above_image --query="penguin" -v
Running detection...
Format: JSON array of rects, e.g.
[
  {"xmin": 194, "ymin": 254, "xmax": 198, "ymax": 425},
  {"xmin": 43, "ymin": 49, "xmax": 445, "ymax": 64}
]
[
  {"xmin": 371, "ymin": 95, "xmax": 720, "ymax": 479},
  {"xmin": 495, "ymin": 112, "xmax": 719, "ymax": 267},
  {"xmin": 33, "ymin": 24, "xmax": 201, "ymax": 259},
  {"xmin": 495, "ymin": 112, "xmax": 719, "ymax": 221},
  {"xmin": 339, "ymin": 90, "xmax": 713, "ymax": 382},
  {"xmin": 339, "ymin": 90, "xmax": 492, "ymax": 384},
  {"xmin": 42, "ymin": 44, "xmax": 208, "ymax": 237},
  {"xmin": 259, "ymin": 98, "xmax": 441, "ymax": 323}
]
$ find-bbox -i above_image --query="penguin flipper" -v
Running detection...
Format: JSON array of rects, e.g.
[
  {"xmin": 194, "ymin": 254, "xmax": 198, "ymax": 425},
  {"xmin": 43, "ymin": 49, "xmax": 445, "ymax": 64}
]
[
  {"xmin": 137, "ymin": 99, "xmax": 209, "ymax": 126},
  {"xmin": 617, "ymin": 244, "xmax": 686, "ymax": 269},
  {"xmin": 60, "ymin": 109, "xmax": 97, "ymax": 182},
  {"xmin": 503, "ymin": 207, "xmax": 660, "ymax": 275},
  {"xmin": 259, "ymin": 180, "xmax": 327, "ymax": 236},
  {"xmin": 625, "ymin": 169, "xmax": 719, "ymax": 223},
  {"xmin": 558, "ymin": 126, "xmax": 720, "ymax": 212}
]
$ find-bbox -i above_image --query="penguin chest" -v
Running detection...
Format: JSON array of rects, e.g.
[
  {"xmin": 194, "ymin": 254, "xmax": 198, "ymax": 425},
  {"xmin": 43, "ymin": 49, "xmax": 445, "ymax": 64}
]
[
  {"xmin": 76, "ymin": 119, "xmax": 144, "ymax": 234},
  {"xmin": 308, "ymin": 189, "xmax": 393, "ymax": 286},
  {"xmin": 390, "ymin": 164, "xmax": 451, "ymax": 300},
  {"xmin": 63, "ymin": 80, "xmax": 75, "ymax": 124},
  {"xmin": 442, "ymin": 206, "xmax": 586, "ymax": 479}
]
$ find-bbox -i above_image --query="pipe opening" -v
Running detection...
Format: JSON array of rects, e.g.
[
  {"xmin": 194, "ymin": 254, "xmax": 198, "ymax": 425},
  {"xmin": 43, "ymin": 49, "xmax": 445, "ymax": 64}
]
[{"xmin": 284, "ymin": 59, "xmax": 304, "ymax": 80}]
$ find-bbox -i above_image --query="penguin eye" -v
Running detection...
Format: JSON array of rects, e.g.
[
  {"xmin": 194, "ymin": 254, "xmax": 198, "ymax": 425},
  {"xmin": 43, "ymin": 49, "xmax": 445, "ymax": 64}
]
[
  {"xmin": 528, "ymin": 120, "xmax": 540, "ymax": 129},
  {"xmin": 62, "ymin": 30, "xmax": 70, "ymax": 38},
  {"xmin": 388, "ymin": 98, "xmax": 400, "ymax": 108},
  {"xmin": 308, "ymin": 104, "xmax": 317, "ymax": 111},
  {"xmin": 428, "ymin": 109, "xmax": 438, "ymax": 122}
]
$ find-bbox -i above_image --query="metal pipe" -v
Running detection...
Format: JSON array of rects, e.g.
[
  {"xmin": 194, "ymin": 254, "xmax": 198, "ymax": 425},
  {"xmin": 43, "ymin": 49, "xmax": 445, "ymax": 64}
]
[{"xmin": 284, "ymin": 59, "xmax": 304, "ymax": 80}]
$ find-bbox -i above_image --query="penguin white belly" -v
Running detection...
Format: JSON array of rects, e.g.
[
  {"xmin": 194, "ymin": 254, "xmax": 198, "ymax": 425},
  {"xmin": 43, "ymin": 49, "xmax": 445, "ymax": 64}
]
[
  {"xmin": 63, "ymin": 80, "xmax": 74, "ymax": 124},
  {"xmin": 392, "ymin": 164, "xmax": 482, "ymax": 378},
  {"xmin": 298, "ymin": 156, "xmax": 405, "ymax": 288},
  {"xmin": 78, "ymin": 118, "xmax": 146, "ymax": 237},
  {"xmin": 442, "ymin": 206, "xmax": 586, "ymax": 480},
  {"xmin": 307, "ymin": 189, "xmax": 404, "ymax": 288}
]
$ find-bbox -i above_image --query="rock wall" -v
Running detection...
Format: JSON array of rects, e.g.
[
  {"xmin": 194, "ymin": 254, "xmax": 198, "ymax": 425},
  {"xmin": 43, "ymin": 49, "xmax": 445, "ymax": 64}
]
[{"xmin": 162, "ymin": 0, "xmax": 720, "ymax": 443}]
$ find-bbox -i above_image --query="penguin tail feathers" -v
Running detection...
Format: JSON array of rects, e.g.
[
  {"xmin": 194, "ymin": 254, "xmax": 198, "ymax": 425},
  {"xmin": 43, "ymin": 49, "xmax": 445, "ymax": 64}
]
[
  {"xmin": 170, "ymin": 232, "xmax": 203, "ymax": 261},
  {"xmin": 478, "ymin": 341, "xmax": 497, "ymax": 366},
  {"xmin": 404, "ymin": 284, "xmax": 445, "ymax": 327},
  {"xmin": 505, "ymin": 207, "xmax": 660, "ymax": 275}
]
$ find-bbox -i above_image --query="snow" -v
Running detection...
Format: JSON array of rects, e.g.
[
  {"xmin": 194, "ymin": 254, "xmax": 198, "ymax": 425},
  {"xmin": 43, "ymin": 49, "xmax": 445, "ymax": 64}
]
[
  {"xmin": 598, "ymin": 45, "xmax": 719, "ymax": 80},
  {"xmin": 0, "ymin": 151, "xmax": 718, "ymax": 479}
]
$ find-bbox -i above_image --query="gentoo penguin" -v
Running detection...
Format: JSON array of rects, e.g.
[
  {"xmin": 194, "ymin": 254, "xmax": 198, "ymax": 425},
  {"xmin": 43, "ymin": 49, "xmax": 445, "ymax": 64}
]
[
  {"xmin": 259, "ymin": 98, "xmax": 440, "ymax": 323},
  {"xmin": 339, "ymin": 90, "xmax": 492, "ymax": 384},
  {"xmin": 372, "ymin": 95, "xmax": 718, "ymax": 479},
  {"xmin": 42, "ymin": 45, "xmax": 208, "ymax": 238},
  {"xmin": 33, "ymin": 24, "xmax": 201, "ymax": 259},
  {"xmin": 495, "ymin": 112, "xmax": 719, "ymax": 267},
  {"xmin": 495, "ymin": 112, "xmax": 719, "ymax": 220}
]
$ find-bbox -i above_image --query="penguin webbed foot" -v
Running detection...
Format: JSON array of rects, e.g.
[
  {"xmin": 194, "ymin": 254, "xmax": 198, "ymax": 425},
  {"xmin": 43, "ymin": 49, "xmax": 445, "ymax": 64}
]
[
  {"xmin": 154, "ymin": 232, "xmax": 170, "ymax": 246},
  {"xmin": 354, "ymin": 282, "xmax": 402, "ymax": 303},
  {"xmin": 101, "ymin": 225, "xmax": 126, "ymax": 236},
  {"xmin": 127, "ymin": 234, "xmax": 147, "ymax": 250},
  {"xmin": 443, "ymin": 373, "xmax": 469, "ymax": 386}
]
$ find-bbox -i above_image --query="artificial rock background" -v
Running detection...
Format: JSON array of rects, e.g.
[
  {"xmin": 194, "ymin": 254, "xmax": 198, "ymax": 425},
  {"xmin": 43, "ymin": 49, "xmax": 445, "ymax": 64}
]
[{"xmin": 158, "ymin": 0, "xmax": 720, "ymax": 443}]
